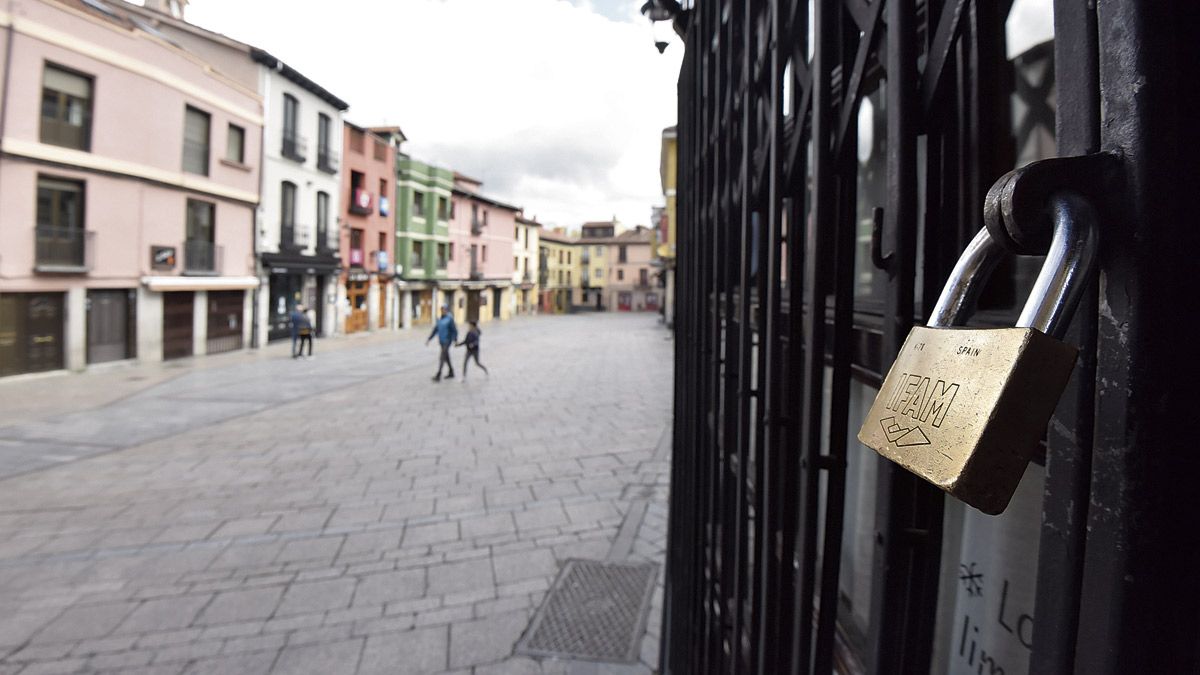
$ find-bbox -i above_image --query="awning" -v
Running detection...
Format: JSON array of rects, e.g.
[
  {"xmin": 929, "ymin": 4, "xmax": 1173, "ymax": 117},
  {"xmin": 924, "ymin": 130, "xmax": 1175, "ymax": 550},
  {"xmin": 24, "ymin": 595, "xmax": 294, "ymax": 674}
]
[{"xmin": 142, "ymin": 276, "xmax": 260, "ymax": 292}]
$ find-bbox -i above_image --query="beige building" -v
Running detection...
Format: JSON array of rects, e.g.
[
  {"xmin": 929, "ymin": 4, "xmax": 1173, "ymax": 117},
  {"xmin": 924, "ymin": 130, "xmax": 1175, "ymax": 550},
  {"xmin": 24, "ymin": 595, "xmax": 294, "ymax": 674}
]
[{"xmin": 512, "ymin": 214, "xmax": 541, "ymax": 315}]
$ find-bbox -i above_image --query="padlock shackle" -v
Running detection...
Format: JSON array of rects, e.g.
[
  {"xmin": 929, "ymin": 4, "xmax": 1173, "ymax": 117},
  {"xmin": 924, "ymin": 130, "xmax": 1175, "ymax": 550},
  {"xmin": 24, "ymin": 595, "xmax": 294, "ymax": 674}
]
[
  {"xmin": 928, "ymin": 228, "xmax": 1005, "ymax": 328},
  {"xmin": 929, "ymin": 190, "xmax": 1098, "ymax": 338},
  {"xmin": 1016, "ymin": 192, "xmax": 1099, "ymax": 338}
]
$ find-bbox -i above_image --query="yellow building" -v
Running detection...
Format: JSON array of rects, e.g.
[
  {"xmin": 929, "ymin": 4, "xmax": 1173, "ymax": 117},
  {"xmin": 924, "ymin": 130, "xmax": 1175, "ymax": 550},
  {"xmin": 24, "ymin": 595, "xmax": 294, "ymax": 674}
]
[
  {"xmin": 538, "ymin": 229, "xmax": 579, "ymax": 314},
  {"xmin": 579, "ymin": 220, "xmax": 618, "ymax": 310},
  {"xmin": 660, "ymin": 126, "xmax": 678, "ymax": 324}
]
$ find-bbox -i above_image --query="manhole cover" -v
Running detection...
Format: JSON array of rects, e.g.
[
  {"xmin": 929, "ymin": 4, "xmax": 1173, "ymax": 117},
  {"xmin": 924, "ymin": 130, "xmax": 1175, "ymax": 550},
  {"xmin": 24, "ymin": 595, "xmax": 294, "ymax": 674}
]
[{"xmin": 516, "ymin": 558, "xmax": 657, "ymax": 663}]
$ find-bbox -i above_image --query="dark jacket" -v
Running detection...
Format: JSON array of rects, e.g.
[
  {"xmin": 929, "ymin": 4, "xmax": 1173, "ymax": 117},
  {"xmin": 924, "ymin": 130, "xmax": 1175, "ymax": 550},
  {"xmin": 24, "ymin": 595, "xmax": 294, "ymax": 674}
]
[
  {"xmin": 290, "ymin": 309, "xmax": 312, "ymax": 338},
  {"xmin": 459, "ymin": 327, "xmax": 481, "ymax": 350}
]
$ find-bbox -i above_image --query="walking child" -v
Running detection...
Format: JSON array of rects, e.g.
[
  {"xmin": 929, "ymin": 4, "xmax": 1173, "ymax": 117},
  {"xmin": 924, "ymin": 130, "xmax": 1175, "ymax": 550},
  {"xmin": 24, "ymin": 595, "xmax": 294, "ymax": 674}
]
[{"xmin": 456, "ymin": 320, "xmax": 489, "ymax": 381}]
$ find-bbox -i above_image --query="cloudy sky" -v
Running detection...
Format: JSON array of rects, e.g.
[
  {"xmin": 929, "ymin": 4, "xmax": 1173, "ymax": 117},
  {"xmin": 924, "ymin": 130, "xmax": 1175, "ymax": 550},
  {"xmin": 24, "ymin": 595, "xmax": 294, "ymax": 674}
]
[{"xmin": 180, "ymin": 0, "xmax": 684, "ymax": 231}]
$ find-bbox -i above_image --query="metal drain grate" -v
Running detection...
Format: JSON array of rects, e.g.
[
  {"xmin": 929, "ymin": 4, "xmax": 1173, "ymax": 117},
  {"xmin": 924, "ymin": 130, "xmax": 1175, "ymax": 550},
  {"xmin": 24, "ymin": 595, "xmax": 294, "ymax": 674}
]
[{"xmin": 516, "ymin": 558, "xmax": 658, "ymax": 663}]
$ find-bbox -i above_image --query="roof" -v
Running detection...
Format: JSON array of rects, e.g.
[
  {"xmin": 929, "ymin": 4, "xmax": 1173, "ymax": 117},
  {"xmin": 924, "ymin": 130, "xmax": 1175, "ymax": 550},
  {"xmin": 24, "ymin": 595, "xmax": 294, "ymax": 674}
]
[
  {"xmin": 368, "ymin": 126, "xmax": 408, "ymax": 143},
  {"xmin": 579, "ymin": 227, "xmax": 655, "ymax": 245},
  {"xmin": 250, "ymin": 48, "xmax": 350, "ymax": 111},
  {"xmin": 515, "ymin": 214, "xmax": 544, "ymax": 228},
  {"xmin": 538, "ymin": 230, "xmax": 576, "ymax": 244},
  {"xmin": 452, "ymin": 187, "xmax": 520, "ymax": 213}
]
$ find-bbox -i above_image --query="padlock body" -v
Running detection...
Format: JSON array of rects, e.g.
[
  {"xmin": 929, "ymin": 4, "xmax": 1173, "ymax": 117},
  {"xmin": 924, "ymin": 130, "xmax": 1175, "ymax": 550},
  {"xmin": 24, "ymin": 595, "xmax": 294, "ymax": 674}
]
[{"xmin": 857, "ymin": 325, "xmax": 1077, "ymax": 514}]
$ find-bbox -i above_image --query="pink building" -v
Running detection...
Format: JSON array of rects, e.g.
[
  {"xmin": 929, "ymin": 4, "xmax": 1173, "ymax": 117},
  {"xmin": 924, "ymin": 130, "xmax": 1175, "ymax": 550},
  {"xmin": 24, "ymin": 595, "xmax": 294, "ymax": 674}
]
[
  {"xmin": 446, "ymin": 173, "xmax": 518, "ymax": 324},
  {"xmin": 340, "ymin": 124, "xmax": 400, "ymax": 333},
  {"xmin": 606, "ymin": 227, "xmax": 658, "ymax": 311},
  {"xmin": 0, "ymin": 0, "xmax": 261, "ymax": 376}
]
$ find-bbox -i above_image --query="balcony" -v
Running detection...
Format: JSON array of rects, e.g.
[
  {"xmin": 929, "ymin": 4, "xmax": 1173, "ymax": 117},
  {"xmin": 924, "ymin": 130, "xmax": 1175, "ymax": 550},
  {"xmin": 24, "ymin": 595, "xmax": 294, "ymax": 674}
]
[
  {"xmin": 471, "ymin": 219, "xmax": 484, "ymax": 235},
  {"xmin": 349, "ymin": 188, "xmax": 373, "ymax": 216},
  {"xmin": 35, "ymin": 226, "xmax": 92, "ymax": 273},
  {"xmin": 184, "ymin": 239, "xmax": 221, "ymax": 275},
  {"xmin": 316, "ymin": 228, "xmax": 335, "ymax": 254},
  {"xmin": 317, "ymin": 147, "xmax": 339, "ymax": 174},
  {"xmin": 410, "ymin": 254, "xmax": 423, "ymax": 273},
  {"xmin": 280, "ymin": 223, "xmax": 300, "ymax": 252},
  {"xmin": 348, "ymin": 248, "xmax": 365, "ymax": 267},
  {"xmin": 281, "ymin": 131, "xmax": 307, "ymax": 163}
]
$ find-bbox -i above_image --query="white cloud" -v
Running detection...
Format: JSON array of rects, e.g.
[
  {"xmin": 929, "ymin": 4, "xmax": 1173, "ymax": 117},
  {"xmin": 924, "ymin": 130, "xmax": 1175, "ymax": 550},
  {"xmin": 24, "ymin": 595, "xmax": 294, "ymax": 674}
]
[{"xmin": 183, "ymin": 0, "xmax": 683, "ymax": 231}]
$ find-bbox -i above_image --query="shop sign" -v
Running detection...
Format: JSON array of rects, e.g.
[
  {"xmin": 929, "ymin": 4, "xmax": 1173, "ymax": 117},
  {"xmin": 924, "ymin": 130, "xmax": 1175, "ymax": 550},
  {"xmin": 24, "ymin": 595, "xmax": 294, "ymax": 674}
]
[
  {"xmin": 348, "ymin": 269, "xmax": 370, "ymax": 282},
  {"xmin": 151, "ymin": 245, "xmax": 176, "ymax": 270}
]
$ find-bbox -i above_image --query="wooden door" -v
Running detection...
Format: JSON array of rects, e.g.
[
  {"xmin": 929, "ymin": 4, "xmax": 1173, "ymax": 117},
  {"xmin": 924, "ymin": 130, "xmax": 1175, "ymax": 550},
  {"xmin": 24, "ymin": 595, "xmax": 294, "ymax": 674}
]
[
  {"xmin": 346, "ymin": 281, "xmax": 368, "ymax": 333},
  {"xmin": 378, "ymin": 282, "xmax": 387, "ymax": 328},
  {"xmin": 466, "ymin": 291, "xmax": 480, "ymax": 323},
  {"xmin": 206, "ymin": 290, "xmax": 243, "ymax": 354},
  {"xmin": 492, "ymin": 289, "xmax": 502, "ymax": 319},
  {"xmin": 87, "ymin": 289, "xmax": 133, "ymax": 364},
  {"xmin": 162, "ymin": 292, "xmax": 193, "ymax": 360}
]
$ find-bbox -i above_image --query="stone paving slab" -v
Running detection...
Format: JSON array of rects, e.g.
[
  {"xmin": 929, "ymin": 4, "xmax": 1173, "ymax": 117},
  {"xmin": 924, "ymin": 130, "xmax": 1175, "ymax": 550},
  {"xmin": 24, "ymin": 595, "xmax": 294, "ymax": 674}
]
[{"xmin": 0, "ymin": 314, "xmax": 672, "ymax": 674}]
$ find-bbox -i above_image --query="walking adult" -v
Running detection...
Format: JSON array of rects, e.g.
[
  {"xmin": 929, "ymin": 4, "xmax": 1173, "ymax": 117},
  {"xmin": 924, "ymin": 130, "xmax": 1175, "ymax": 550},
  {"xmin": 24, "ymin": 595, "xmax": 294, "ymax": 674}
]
[
  {"xmin": 426, "ymin": 304, "xmax": 458, "ymax": 381},
  {"xmin": 456, "ymin": 320, "xmax": 489, "ymax": 381},
  {"xmin": 290, "ymin": 303, "xmax": 313, "ymax": 359}
]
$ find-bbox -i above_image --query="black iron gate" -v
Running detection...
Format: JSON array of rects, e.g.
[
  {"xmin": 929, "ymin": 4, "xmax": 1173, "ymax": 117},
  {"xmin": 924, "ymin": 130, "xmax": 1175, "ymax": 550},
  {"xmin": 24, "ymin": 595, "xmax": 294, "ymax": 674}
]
[{"xmin": 663, "ymin": 1, "xmax": 1200, "ymax": 673}]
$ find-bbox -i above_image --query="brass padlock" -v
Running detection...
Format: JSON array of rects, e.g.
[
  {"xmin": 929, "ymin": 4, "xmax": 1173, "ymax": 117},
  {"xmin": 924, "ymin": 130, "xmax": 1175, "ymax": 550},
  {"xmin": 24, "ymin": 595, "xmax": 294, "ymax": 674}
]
[{"xmin": 857, "ymin": 192, "xmax": 1097, "ymax": 514}]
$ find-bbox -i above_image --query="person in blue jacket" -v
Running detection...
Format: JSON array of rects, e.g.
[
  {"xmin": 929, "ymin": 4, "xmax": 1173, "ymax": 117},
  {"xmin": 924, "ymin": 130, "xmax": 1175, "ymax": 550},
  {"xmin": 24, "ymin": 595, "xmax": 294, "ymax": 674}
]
[
  {"xmin": 290, "ymin": 303, "xmax": 313, "ymax": 359},
  {"xmin": 425, "ymin": 304, "xmax": 458, "ymax": 381}
]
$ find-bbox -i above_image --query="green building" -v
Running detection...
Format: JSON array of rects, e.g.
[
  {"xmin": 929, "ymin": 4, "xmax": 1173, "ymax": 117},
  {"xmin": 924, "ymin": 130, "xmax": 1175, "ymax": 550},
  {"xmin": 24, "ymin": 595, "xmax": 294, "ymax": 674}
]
[{"xmin": 394, "ymin": 155, "xmax": 454, "ymax": 327}]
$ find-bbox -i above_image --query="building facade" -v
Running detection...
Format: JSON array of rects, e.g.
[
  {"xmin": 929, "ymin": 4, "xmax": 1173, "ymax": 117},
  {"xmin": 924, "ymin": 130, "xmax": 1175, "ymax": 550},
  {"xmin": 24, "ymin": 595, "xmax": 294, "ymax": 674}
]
[
  {"xmin": 253, "ymin": 50, "xmax": 347, "ymax": 344},
  {"xmin": 512, "ymin": 214, "xmax": 541, "ymax": 315},
  {"xmin": 339, "ymin": 124, "xmax": 399, "ymax": 333},
  {"xmin": 659, "ymin": 125, "xmax": 677, "ymax": 326},
  {"xmin": 537, "ymin": 229, "xmax": 577, "ymax": 314},
  {"xmin": 604, "ymin": 227, "xmax": 657, "ymax": 312},
  {"xmin": 120, "ymin": 4, "xmax": 350, "ymax": 346},
  {"xmin": 0, "ymin": 0, "xmax": 261, "ymax": 377},
  {"xmin": 448, "ymin": 174, "xmax": 517, "ymax": 325},
  {"xmin": 579, "ymin": 221, "xmax": 616, "ymax": 310},
  {"xmin": 394, "ymin": 155, "xmax": 454, "ymax": 328}
]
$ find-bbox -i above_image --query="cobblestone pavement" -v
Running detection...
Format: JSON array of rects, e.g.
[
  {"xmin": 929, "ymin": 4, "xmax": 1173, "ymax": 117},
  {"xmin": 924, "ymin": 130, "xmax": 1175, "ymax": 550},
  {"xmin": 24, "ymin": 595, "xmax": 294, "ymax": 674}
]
[{"xmin": 0, "ymin": 314, "xmax": 673, "ymax": 675}]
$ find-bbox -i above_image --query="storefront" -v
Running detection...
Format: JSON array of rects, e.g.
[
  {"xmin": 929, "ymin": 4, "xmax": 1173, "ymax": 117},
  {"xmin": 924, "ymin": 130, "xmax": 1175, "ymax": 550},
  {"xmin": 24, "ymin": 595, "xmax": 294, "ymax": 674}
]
[{"xmin": 262, "ymin": 252, "xmax": 339, "ymax": 342}]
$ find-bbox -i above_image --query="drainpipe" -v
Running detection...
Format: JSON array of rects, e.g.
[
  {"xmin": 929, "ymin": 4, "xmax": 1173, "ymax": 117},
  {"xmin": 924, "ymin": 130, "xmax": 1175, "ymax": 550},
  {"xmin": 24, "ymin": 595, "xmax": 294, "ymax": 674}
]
[
  {"xmin": 0, "ymin": 0, "xmax": 17, "ymax": 238},
  {"xmin": 250, "ymin": 62, "xmax": 271, "ymax": 349}
]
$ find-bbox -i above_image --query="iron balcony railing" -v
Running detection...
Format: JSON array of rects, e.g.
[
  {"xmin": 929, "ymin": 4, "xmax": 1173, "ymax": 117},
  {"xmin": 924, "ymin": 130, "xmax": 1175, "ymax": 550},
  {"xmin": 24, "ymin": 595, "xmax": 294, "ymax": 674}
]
[
  {"xmin": 281, "ymin": 131, "xmax": 307, "ymax": 163},
  {"xmin": 317, "ymin": 146, "xmax": 339, "ymax": 173},
  {"xmin": 35, "ymin": 226, "xmax": 92, "ymax": 272},
  {"xmin": 410, "ymin": 253, "xmax": 423, "ymax": 272},
  {"xmin": 349, "ymin": 189, "xmax": 373, "ymax": 216},
  {"xmin": 471, "ymin": 219, "xmax": 484, "ymax": 235},
  {"xmin": 183, "ymin": 239, "xmax": 221, "ymax": 275},
  {"xmin": 469, "ymin": 257, "xmax": 483, "ymax": 280}
]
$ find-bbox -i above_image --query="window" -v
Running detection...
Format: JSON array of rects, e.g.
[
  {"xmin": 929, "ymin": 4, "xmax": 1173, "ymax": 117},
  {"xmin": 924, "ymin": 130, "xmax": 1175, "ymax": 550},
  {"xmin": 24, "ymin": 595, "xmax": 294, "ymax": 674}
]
[
  {"xmin": 350, "ymin": 228, "xmax": 364, "ymax": 260},
  {"xmin": 618, "ymin": 269, "xmax": 625, "ymax": 281},
  {"xmin": 185, "ymin": 199, "xmax": 216, "ymax": 272},
  {"xmin": 595, "ymin": 246, "xmax": 603, "ymax": 256},
  {"xmin": 618, "ymin": 245, "xmax": 627, "ymax": 263},
  {"xmin": 567, "ymin": 271, "xmax": 571, "ymax": 285},
  {"xmin": 379, "ymin": 179, "xmax": 388, "ymax": 199},
  {"xmin": 483, "ymin": 210, "xmax": 489, "ymax": 226},
  {"xmin": 378, "ymin": 232, "xmax": 387, "ymax": 258},
  {"xmin": 439, "ymin": 197, "xmax": 449, "ymax": 221},
  {"xmin": 514, "ymin": 256, "xmax": 520, "ymax": 272},
  {"xmin": 35, "ymin": 176, "xmax": 85, "ymax": 267},
  {"xmin": 437, "ymin": 243, "xmax": 448, "ymax": 269},
  {"xmin": 225, "ymin": 124, "xmax": 245, "ymax": 164},
  {"xmin": 182, "ymin": 106, "xmax": 210, "ymax": 176},
  {"xmin": 413, "ymin": 191, "xmax": 425, "ymax": 218},
  {"xmin": 567, "ymin": 251, "xmax": 572, "ymax": 264},
  {"xmin": 280, "ymin": 181, "xmax": 296, "ymax": 246},
  {"xmin": 349, "ymin": 127, "xmax": 365, "ymax": 154},
  {"xmin": 373, "ymin": 139, "xmax": 387, "ymax": 161},
  {"xmin": 449, "ymin": 200, "xmax": 456, "ymax": 219},
  {"xmin": 412, "ymin": 240, "xmax": 423, "ymax": 269},
  {"xmin": 449, "ymin": 242, "xmax": 455, "ymax": 261},
  {"xmin": 40, "ymin": 64, "xmax": 92, "ymax": 150},
  {"xmin": 515, "ymin": 228, "xmax": 521, "ymax": 241},
  {"xmin": 187, "ymin": 199, "xmax": 215, "ymax": 242},
  {"xmin": 594, "ymin": 268, "xmax": 602, "ymax": 279},
  {"xmin": 316, "ymin": 191, "xmax": 329, "ymax": 249},
  {"xmin": 482, "ymin": 245, "xmax": 487, "ymax": 262},
  {"xmin": 639, "ymin": 268, "xmax": 649, "ymax": 286},
  {"xmin": 282, "ymin": 94, "xmax": 303, "ymax": 160},
  {"xmin": 558, "ymin": 250, "xmax": 564, "ymax": 264},
  {"xmin": 317, "ymin": 113, "xmax": 335, "ymax": 172}
]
